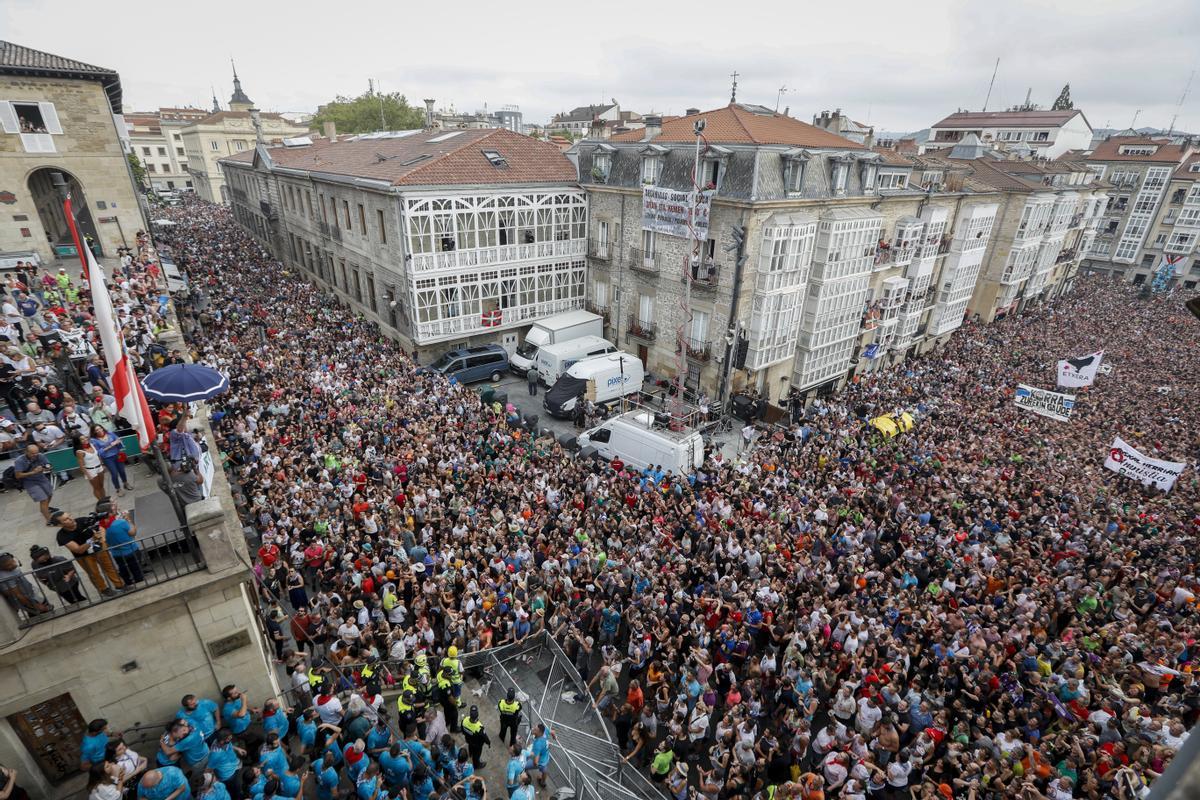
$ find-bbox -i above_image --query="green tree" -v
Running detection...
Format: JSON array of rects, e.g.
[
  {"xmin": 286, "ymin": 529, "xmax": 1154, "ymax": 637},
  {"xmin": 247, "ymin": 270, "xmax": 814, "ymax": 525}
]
[
  {"xmin": 311, "ymin": 90, "xmax": 426, "ymax": 134},
  {"xmin": 1052, "ymin": 84, "xmax": 1073, "ymax": 111},
  {"xmin": 127, "ymin": 151, "xmax": 147, "ymax": 187}
]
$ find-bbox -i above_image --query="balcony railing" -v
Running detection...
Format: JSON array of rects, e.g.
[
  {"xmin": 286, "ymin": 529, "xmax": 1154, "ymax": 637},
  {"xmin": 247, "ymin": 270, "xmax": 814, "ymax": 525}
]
[
  {"xmin": 410, "ymin": 239, "xmax": 587, "ymax": 273},
  {"xmin": 627, "ymin": 318, "xmax": 656, "ymax": 340},
  {"xmin": 589, "ymin": 239, "xmax": 612, "ymax": 260},
  {"xmin": 9, "ymin": 527, "xmax": 205, "ymax": 629},
  {"xmin": 630, "ymin": 247, "xmax": 660, "ymax": 273},
  {"xmin": 679, "ymin": 336, "xmax": 712, "ymax": 361},
  {"xmin": 687, "ymin": 259, "xmax": 720, "ymax": 290},
  {"xmin": 585, "ymin": 301, "xmax": 610, "ymax": 324},
  {"xmin": 874, "ymin": 245, "xmax": 915, "ymax": 269},
  {"xmin": 1055, "ymin": 248, "xmax": 1078, "ymax": 264}
]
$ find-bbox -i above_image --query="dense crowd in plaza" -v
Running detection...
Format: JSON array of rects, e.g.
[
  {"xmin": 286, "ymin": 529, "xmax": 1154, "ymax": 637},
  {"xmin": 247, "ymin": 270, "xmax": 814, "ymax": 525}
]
[{"xmin": 33, "ymin": 197, "xmax": 1200, "ymax": 800}]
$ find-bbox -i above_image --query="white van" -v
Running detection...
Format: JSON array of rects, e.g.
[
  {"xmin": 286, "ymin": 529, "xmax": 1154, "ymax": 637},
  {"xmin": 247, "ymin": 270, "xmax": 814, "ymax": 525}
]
[
  {"xmin": 543, "ymin": 352, "xmax": 644, "ymax": 418},
  {"xmin": 576, "ymin": 411, "xmax": 705, "ymax": 475},
  {"xmin": 510, "ymin": 309, "xmax": 603, "ymax": 375},
  {"xmin": 534, "ymin": 335, "xmax": 616, "ymax": 385}
]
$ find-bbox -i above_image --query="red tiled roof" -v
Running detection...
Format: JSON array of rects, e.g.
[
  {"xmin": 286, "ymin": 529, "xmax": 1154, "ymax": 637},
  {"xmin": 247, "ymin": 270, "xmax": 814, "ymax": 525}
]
[
  {"xmin": 931, "ymin": 110, "xmax": 1084, "ymax": 129},
  {"xmin": 1174, "ymin": 153, "xmax": 1200, "ymax": 181},
  {"xmin": 1086, "ymin": 136, "xmax": 1192, "ymax": 163},
  {"xmin": 871, "ymin": 147, "xmax": 913, "ymax": 166},
  {"xmin": 608, "ymin": 104, "xmax": 865, "ymax": 149},
  {"xmin": 221, "ymin": 128, "xmax": 577, "ymax": 187}
]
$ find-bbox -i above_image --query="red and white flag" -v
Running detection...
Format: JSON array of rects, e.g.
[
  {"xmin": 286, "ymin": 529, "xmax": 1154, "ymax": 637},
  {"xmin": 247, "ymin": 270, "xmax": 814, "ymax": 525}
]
[{"xmin": 84, "ymin": 248, "xmax": 155, "ymax": 451}]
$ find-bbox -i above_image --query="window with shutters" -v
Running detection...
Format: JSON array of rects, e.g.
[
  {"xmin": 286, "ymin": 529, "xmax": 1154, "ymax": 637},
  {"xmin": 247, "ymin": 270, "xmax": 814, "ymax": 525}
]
[{"xmin": 0, "ymin": 100, "xmax": 63, "ymax": 153}]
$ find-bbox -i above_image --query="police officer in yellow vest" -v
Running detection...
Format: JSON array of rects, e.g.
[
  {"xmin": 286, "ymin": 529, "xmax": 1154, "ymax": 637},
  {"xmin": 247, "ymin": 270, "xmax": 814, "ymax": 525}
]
[
  {"xmin": 414, "ymin": 650, "xmax": 431, "ymax": 683},
  {"xmin": 396, "ymin": 690, "xmax": 417, "ymax": 737},
  {"xmin": 441, "ymin": 645, "xmax": 463, "ymax": 706},
  {"xmin": 436, "ymin": 665, "xmax": 459, "ymax": 732},
  {"xmin": 461, "ymin": 705, "xmax": 490, "ymax": 768},
  {"xmin": 498, "ymin": 687, "xmax": 522, "ymax": 746}
]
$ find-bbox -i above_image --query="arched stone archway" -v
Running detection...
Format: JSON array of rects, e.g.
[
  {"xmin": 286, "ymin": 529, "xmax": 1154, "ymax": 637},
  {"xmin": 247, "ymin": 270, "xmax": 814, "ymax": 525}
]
[{"xmin": 26, "ymin": 167, "xmax": 101, "ymax": 257}]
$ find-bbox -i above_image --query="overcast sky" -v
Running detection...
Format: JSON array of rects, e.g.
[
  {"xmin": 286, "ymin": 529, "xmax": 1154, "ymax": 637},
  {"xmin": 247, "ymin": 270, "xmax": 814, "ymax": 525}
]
[{"xmin": 5, "ymin": 0, "xmax": 1199, "ymax": 134}]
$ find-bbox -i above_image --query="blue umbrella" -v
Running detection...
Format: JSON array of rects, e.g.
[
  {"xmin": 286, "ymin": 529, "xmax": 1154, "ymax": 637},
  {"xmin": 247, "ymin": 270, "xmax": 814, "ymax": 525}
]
[{"xmin": 141, "ymin": 363, "xmax": 229, "ymax": 403}]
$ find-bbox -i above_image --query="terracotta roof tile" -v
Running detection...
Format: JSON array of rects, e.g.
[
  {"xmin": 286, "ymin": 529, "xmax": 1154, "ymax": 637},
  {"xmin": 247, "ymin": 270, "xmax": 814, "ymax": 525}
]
[
  {"xmin": 1173, "ymin": 153, "xmax": 1200, "ymax": 181},
  {"xmin": 1085, "ymin": 136, "xmax": 1192, "ymax": 163},
  {"xmin": 221, "ymin": 128, "xmax": 577, "ymax": 187},
  {"xmin": 608, "ymin": 104, "xmax": 864, "ymax": 149}
]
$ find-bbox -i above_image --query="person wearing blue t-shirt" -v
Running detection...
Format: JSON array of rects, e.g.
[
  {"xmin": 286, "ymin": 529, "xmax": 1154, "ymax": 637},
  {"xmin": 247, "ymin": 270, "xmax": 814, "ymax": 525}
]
[
  {"xmin": 511, "ymin": 773, "xmax": 535, "ymax": 800},
  {"xmin": 220, "ymin": 686, "xmax": 253, "ymax": 737},
  {"xmin": 366, "ymin": 717, "xmax": 392, "ymax": 757},
  {"xmin": 506, "ymin": 744, "xmax": 525, "ymax": 796},
  {"xmin": 192, "ymin": 770, "xmax": 231, "ymax": 800},
  {"xmin": 174, "ymin": 721, "xmax": 210, "ymax": 769},
  {"xmin": 206, "ymin": 729, "xmax": 244, "ymax": 798},
  {"xmin": 80, "ymin": 718, "xmax": 112, "ymax": 770},
  {"xmin": 138, "ymin": 765, "xmax": 191, "ymax": 800},
  {"xmin": 314, "ymin": 752, "xmax": 342, "ymax": 800},
  {"xmin": 528, "ymin": 724, "xmax": 552, "ymax": 788},
  {"xmin": 408, "ymin": 764, "xmax": 434, "ymax": 800},
  {"xmin": 258, "ymin": 733, "xmax": 288, "ymax": 778},
  {"xmin": 355, "ymin": 763, "xmax": 390, "ymax": 800},
  {"xmin": 240, "ymin": 766, "xmax": 266, "ymax": 800},
  {"xmin": 178, "ymin": 694, "xmax": 221, "ymax": 742},
  {"xmin": 260, "ymin": 699, "xmax": 290, "ymax": 741},
  {"xmin": 105, "ymin": 514, "xmax": 144, "ymax": 585},
  {"xmin": 378, "ymin": 743, "xmax": 411, "ymax": 791}
]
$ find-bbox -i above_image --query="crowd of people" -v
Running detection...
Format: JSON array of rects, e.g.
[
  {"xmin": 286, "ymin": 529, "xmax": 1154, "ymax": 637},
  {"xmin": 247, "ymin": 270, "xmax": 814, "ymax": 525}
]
[{"xmin": 74, "ymin": 198, "xmax": 1200, "ymax": 800}]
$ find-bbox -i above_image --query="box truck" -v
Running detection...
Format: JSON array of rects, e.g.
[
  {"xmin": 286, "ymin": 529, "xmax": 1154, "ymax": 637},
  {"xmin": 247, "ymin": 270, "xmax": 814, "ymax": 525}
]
[
  {"xmin": 534, "ymin": 335, "xmax": 617, "ymax": 386},
  {"xmin": 543, "ymin": 352, "xmax": 645, "ymax": 418},
  {"xmin": 509, "ymin": 309, "xmax": 604, "ymax": 375}
]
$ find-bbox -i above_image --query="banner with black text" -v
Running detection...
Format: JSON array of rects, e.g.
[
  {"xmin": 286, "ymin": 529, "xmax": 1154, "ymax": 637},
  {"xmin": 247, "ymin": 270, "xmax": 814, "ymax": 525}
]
[
  {"xmin": 1103, "ymin": 436, "xmax": 1186, "ymax": 491},
  {"xmin": 1014, "ymin": 384, "xmax": 1075, "ymax": 421}
]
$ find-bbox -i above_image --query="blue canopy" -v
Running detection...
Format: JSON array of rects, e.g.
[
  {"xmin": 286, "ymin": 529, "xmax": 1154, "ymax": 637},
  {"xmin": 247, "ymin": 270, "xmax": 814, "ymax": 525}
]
[{"xmin": 141, "ymin": 363, "xmax": 229, "ymax": 403}]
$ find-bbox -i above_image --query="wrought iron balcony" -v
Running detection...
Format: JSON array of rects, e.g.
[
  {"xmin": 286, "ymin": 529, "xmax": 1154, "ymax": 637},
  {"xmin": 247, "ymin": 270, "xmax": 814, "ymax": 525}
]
[
  {"xmin": 9, "ymin": 527, "xmax": 205, "ymax": 629},
  {"xmin": 679, "ymin": 336, "xmax": 712, "ymax": 361},
  {"xmin": 585, "ymin": 301, "xmax": 610, "ymax": 324},
  {"xmin": 687, "ymin": 259, "xmax": 720, "ymax": 291},
  {"xmin": 589, "ymin": 239, "xmax": 612, "ymax": 260},
  {"xmin": 627, "ymin": 318, "xmax": 656, "ymax": 340},
  {"xmin": 630, "ymin": 248, "xmax": 660, "ymax": 273}
]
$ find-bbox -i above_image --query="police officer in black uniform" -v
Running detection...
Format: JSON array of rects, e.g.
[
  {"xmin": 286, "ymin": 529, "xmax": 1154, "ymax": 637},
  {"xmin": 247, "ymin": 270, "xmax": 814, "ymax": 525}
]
[
  {"xmin": 497, "ymin": 687, "xmax": 522, "ymax": 746},
  {"xmin": 460, "ymin": 705, "xmax": 490, "ymax": 768}
]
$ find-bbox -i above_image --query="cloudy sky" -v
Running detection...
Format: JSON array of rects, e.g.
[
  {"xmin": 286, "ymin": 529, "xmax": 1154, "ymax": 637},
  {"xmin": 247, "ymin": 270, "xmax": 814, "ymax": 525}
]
[{"xmin": 5, "ymin": 0, "xmax": 1199, "ymax": 134}]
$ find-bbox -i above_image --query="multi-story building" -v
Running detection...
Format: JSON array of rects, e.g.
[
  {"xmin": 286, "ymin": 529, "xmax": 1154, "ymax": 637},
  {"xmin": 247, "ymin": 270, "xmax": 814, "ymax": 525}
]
[
  {"xmin": 180, "ymin": 67, "xmax": 308, "ymax": 203},
  {"xmin": 1081, "ymin": 135, "xmax": 1195, "ymax": 283},
  {"xmin": 551, "ymin": 102, "xmax": 622, "ymax": 137},
  {"xmin": 575, "ymin": 103, "xmax": 1001, "ymax": 405},
  {"xmin": 432, "ymin": 103, "xmax": 523, "ymax": 133},
  {"xmin": 219, "ymin": 127, "xmax": 586, "ymax": 359},
  {"xmin": 924, "ymin": 109, "xmax": 1094, "ymax": 159},
  {"xmin": 811, "ymin": 109, "xmax": 874, "ymax": 146},
  {"xmin": 0, "ymin": 40, "xmax": 146, "ymax": 261},
  {"xmin": 1143, "ymin": 154, "xmax": 1200, "ymax": 289},
  {"xmin": 918, "ymin": 137, "xmax": 1112, "ymax": 322},
  {"xmin": 124, "ymin": 107, "xmax": 206, "ymax": 192}
]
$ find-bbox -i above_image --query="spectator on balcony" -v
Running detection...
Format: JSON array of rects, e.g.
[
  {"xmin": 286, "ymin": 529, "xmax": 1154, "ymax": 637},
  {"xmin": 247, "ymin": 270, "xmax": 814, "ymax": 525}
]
[
  {"xmin": 29, "ymin": 543, "xmax": 85, "ymax": 605},
  {"xmin": 101, "ymin": 503, "xmax": 144, "ymax": 586},
  {"xmin": 53, "ymin": 509, "xmax": 125, "ymax": 595}
]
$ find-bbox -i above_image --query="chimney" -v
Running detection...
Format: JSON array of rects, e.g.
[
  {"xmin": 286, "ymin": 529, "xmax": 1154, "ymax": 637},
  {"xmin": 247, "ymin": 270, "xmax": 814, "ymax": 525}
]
[
  {"xmin": 423, "ymin": 99, "xmax": 435, "ymax": 129},
  {"xmin": 685, "ymin": 107, "xmax": 700, "ymax": 117},
  {"xmin": 323, "ymin": 120, "xmax": 337, "ymax": 142},
  {"xmin": 643, "ymin": 114, "xmax": 662, "ymax": 141}
]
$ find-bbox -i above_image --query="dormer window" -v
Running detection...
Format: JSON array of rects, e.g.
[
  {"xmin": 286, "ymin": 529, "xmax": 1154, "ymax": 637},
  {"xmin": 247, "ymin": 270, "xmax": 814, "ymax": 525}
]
[
  {"xmin": 592, "ymin": 153, "xmax": 611, "ymax": 182},
  {"xmin": 831, "ymin": 157, "xmax": 853, "ymax": 195},
  {"xmin": 702, "ymin": 158, "xmax": 721, "ymax": 188},
  {"xmin": 860, "ymin": 161, "xmax": 878, "ymax": 195},
  {"xmin": 1119, "ymin": 145, "xmax": 1157, "ymax": 156},
  {"xmin": 783, "ymin": 150, "xmax": 809, "ymax": 195},
  {"xmin": 642, "ymin": 155, "xmax": 663, "ymax": 185}
]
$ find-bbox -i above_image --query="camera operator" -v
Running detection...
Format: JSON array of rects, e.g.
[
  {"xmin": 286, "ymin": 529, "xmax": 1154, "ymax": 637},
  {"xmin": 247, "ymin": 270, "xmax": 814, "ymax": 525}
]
[{"xmin": 167, "ymin": 456, "xmax": 205, "ymax": 506}]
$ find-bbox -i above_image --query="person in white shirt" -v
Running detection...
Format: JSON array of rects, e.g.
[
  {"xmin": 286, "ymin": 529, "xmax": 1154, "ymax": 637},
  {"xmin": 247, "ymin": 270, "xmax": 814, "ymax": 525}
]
[{"xmin": 856, "ymin": 694, "xmax": 883, "ymax": 735}]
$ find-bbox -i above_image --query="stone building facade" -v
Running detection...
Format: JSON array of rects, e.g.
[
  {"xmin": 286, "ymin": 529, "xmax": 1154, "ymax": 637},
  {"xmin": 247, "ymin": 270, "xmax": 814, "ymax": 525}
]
[
  {"xmin": 220, "ymin": 127, "xmax": 586, "ymax": 360},
  {"xmin": 576, "ymin": 104, "xmax": 1005, "ymax": 406},
  {"xmin": 125, "ymin": 107, "xmax": 207, "ymax": 192},
  {"xmin": 0, "ymin": 41, "xmax": 145, "ymax": 262}
]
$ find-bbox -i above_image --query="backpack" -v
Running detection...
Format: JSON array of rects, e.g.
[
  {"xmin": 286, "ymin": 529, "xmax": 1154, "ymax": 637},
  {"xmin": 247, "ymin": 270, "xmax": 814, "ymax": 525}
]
[{"xmin": 2, "ymin": 465, "xmax": 21, "ymax": 491}]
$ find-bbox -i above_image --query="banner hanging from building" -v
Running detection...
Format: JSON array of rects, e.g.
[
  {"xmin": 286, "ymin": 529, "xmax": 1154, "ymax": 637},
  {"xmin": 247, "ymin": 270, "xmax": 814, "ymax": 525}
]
[
  {"xmin": 1057, "ymin": 350, "xmax": 1104, "ymax": 388},
  {"xmin": 641, "ymin": 186, "xmax": 712, "ymax": 241},
  {"xmin": 1014, "ymin": 384, "xmax": 1075, "ymax": 421},
  {"xmin": 1103, "ymin": 436, "xmax": 1186, "ymax": 491}
]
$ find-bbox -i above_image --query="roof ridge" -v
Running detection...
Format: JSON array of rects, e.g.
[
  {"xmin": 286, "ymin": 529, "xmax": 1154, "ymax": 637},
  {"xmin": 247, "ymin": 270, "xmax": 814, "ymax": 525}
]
[
  {"xmin": 392, "ymin": 128, "xmax": 502, "ymax": 182},
  {"xmin": 727, "ymin": 105, "xmax": 758, "ymax": 142}
]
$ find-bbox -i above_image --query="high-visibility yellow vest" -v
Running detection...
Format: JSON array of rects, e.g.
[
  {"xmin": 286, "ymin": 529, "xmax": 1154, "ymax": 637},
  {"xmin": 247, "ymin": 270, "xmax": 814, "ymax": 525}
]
[
  {"xmin": 498, "ymin": 699, "xmax": 520, "ymax": 715},
  {"xmin": 362, "ymin": 665, "xmax": 376, "ymax": 681},
  {"xmin": 442, "ymin": 657, "xmax": 462, "ymax": 681},
  {"xmin": 437, "ymin": 671, "xmax": 452, "ymax": 690},
  {"xmin": 397, "ymin": 697, "xmax": 413, "ymax": 713},
  {"xmin": 462, "ymin": 717, "xmax": 483, "ymax": 734}
]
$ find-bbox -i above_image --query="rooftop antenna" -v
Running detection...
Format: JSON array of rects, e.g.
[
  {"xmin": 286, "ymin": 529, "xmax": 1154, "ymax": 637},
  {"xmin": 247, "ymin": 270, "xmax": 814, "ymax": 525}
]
[
  {"xmin": 1167, "ymin": 69, "xmax": 1195, "ymax": 136},
  {"xmin": 730, "ymin": 70, "xmax": 739, "ymax": 104},
  {"xmin": 1131, "ymin": 108, "xmax": 1142, "ymax": 129},
  {"xmin": 982, "ymin": 57, "xmax": 1000, "ymax": 111},
  {"xmin": 775, "ymin": 85, "xmax": 787, "ymax": 112},
  {"xmin": 375, "ymin": 78, "xmax": 385, "ymax": 130}
]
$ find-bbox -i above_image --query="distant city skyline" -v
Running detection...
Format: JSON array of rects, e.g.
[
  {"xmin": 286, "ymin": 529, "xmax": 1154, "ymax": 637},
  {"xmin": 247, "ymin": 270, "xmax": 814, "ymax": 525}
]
[{"xmin": 3, "ymin": 0, "xmax": 1198, "ymax": 135}]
